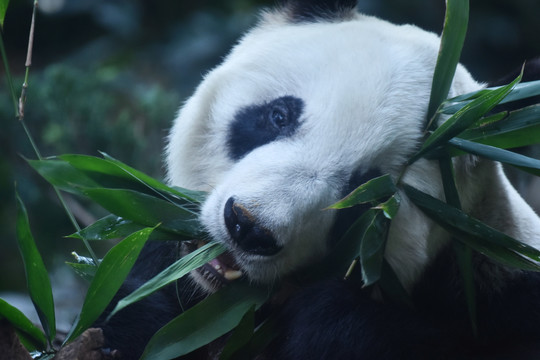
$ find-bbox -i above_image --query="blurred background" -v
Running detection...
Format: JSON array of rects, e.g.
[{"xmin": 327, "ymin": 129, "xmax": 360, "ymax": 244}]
[{"xmin": 1, "ymin": 0, "xmax": 539, "ymax": 331}]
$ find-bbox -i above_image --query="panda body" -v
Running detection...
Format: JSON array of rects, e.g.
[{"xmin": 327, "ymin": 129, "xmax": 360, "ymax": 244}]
[{"xmin": 97, "ymin": 1, "xmax": 540, "ymax": 359}]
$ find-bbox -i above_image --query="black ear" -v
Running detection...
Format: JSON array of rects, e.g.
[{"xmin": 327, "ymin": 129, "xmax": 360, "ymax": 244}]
[{"xmin": 282, "ymin": 0, "xmax": 358, "ymax": 22}]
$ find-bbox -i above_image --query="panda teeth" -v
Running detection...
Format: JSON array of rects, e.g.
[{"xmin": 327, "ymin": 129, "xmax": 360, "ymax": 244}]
[{"xmin": 224, "ymin": 270, "xmax": 243, "ymax": 281}]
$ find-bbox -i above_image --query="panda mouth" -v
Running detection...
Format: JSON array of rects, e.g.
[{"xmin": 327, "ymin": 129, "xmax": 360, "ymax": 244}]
[{"xmin": 185, "ymin": 241, "xmax": 244, "ymax": 286}]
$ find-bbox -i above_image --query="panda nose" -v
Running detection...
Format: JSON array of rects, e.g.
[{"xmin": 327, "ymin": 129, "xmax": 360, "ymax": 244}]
[{"xmin": 224, "ymin": 197, "xmax": 282, "ymax": 256}]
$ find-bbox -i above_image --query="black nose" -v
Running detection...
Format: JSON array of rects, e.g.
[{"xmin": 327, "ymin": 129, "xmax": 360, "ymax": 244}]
[{"xmin": 224, "ymin": 197, "xmax": 282, "ymax": 256}]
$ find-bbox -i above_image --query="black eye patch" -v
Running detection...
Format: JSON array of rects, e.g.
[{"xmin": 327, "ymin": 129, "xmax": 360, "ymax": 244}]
[{"xmin": 227, "ymin": 96, "xmax": 304, "ymax": 160}]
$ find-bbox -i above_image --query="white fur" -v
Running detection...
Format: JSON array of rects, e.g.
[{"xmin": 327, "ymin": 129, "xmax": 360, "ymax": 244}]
[{"xmin": 166, "ymin": 10, "xmax": 540, "ymax": 290}]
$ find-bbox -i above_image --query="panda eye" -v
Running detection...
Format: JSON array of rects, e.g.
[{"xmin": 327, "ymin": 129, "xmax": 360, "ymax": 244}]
[
  {"xmin": 269, "ymin": 106, "xmax": 289, "ymax": 128},
  {"xmin": 228, "ymin": 95, "xmax": 304, "ymax": 160}
]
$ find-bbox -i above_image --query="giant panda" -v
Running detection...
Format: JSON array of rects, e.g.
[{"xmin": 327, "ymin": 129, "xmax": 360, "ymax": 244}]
[{"xmin": 96, "ymin": 0, "xmax": 540, "ymax": 359}]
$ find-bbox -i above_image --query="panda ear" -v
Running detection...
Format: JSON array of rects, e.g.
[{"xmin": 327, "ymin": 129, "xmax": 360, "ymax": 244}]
[{"xmin": 281, "ymin": 0, "xmax": 358, "ymax": 22}]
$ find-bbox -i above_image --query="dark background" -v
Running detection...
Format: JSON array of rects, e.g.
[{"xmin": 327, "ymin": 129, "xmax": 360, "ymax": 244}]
[{"xmin": 1, "ymin": 0, "xmax": 539, "ymax": 305}]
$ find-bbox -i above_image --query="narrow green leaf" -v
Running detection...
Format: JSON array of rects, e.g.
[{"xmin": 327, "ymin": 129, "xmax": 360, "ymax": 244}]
[
  {"xmin": 80, "ymin": 188, "xmax": 202, "ymax": 237},
  {"xmin": 360, "ymin": 211, "xmax": 390, "ymax": 287},
  {"xmin": 27, "ymin": 158, "xmax": 99, "ymax": 192},
  {"xmin": 426, "ymin": 0, "xmax": 469, "ymax": 123},
  {"xmin": 109, "ymin": 242, "xmax": 226, "ymax": 319},
  {"xmin": 99, "ymin": 152, "xmax": 207, "ymax": 204},
  {"xmin": 452, "ymin": 241, "xmax": 477, "ymax": 335},
  {"xmin": 301, "ymin": 209, "xmax": 379, "ymax": 282},
  {"xmin": 438, "ymin": 155, "xmax": 476, "ymax": 334},
  {"xmin": 65, "ymin": 262, "xmax": 97, "ymax": 283},
  {"xmin": 460, "ymin": 105, "xmax": 540, "ymax": 149},
  {"xmin": 28, "ymin": 156, "xmax": 204, "ymax": 210},
  {"xmin": 412, "ymin": 74, "xmax": 522, "ymax": 163},
  {"xmin": 403, "ymin": 185, "xmax": 540, "ymax": 269},
  {"xmin": 69, "ymin": 214, "xmax": 179, "ymax": 242},
  {"xmin": 327, "ymin": 174, "xmax": 396, "ymax": 209},
  {"xmin": 441, "ymin": 80, "xmax": 540, "ymax": 115},
  {"xmin": 140, "ymin": 282, "xmax": 269, "ymax": 360},
  {"xmin": 15, "ymin": 193, "xmax": 56, "ymax": 343},
  {"xmin": 0, "ymin": 0, "xmax": 9, "ymax": 28},
  {"xmin": 65, "ymin": 227, "xmax": 154, "ymax": 343},
  {"xmin": 219, "ymin": 306, "xmax": 256, "ymax": 360},
  {"xmin": 449, "ymin": 138, "xmax": 540, "ymax": 176},
  {"xmin": 373, "ymin": 194, "xmax": 401, "ymax": 219},
  {"xmin": 226, "ymin": 314, "xmax": 279, "ymax": 360},
  {"xmin": 0, "ymin": 298, "xmax": 47, "ymax": 350}
]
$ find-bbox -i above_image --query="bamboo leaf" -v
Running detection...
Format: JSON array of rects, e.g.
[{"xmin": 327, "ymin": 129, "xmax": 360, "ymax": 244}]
[
  {"xmin": 140, "ymin": 282, "xmax": 269, "ymax": 360},
  {"xmin": 80, "ymin": 188, "xmax": 202, "ymax": 237},
  {"xmin": 403, "ymin": 185, "xmax": 540, "ymax": 269},
  {"xmin": 360, "ymin": 211, "xmax": 390, "ymax": 287},
  {"xmin": 65, "ymin": 262, "xmax": 97, "ymax": 283},
  {"xmin": 460, "ymin": 105, "xmax": 540, "ymax": 149},
  {"xmin": 373, "ymin": 194, "xmax": 401, "ymax": 219},
  {"xmin": 219, "ymin": 306, "xmax": 256, "ymax": 360},
  {"xmin": 65, "ymin": 227, "xmax": 154, "ymax": 343},
  {"xmin": 225, "ymin": 314, "xmax": 279, "ymax": 360},
  {"xmin": 69, "ymin": 214, "xmax": 179, "ymax": 241},
  {"xmin": 412, "ymin": 74, "xmax": 522, "ymax": 163},
  {"xmin": 449, "ymin": 138, "xmax": 540, "ymax": 176},
  {"xmin": 426, "ymin": 0, "xmax": 469, "ymax": 123},
  {"xmin": 441, "ymin": 80, "xmax": 540, "ymax": 115},
  {"xmin": 99, "ymin": 152, "xmax": 206, "ymax": 204},
  {"xmin": 15, "ymin": 193, "xmax": 56, "ymax": 344},
  {"xmin": 327, "ymin": 174, "xmax": 396, "ymax": 209},
  {"xmin": 109, "ymin": 242, "xmax": 226, "ymax": 319},
  {"xmin": 28, "ymin": 156, "xmax": 204, "ymax": 210},
  {"xmin": 0, "ymin": 0, "xmax": 9, "ymax": 28},
  {"xmin": 0, "ymin": 298, "xmax": 47, "ymax": 350}
]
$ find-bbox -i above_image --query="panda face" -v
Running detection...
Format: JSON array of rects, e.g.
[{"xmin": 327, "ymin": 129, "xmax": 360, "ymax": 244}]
[{"xmin": 166, "ymin": 6, "xmax": 483, "ymax": 291}]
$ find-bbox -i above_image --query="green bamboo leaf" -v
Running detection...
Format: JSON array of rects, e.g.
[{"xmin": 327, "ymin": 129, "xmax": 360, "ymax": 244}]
[
  {"xmin": 360, "ymin": 211, "xmax": 390, "ymax": 287},
  {"xmin": 0, "ymin": 298, "xmax": 47, "ymax": 350},
  {"xmin": 69, "ymin": 215, "xmax": 178, "ymax": 242},
  {"xmin": 15, "ymin": 193, "xmax": 56, "ymax": 344},
  {"xmin": 65, "ymin": 227, "xmax": 154, "ymax": 343},
  {"xmin": 27, "ymin": 158, "xmax": 99, "ymax": 192},
  {"xmin": 28, "ymin": 156, "xmax": 203, "ymax": 210},
  {"xmin": 219, "ymin": 306, "xmax": 256, "ymax": 360},
  {"xmin": 60, "ymin": 153, "xmax": 204, "ymax": 206},
  {"xmin": 449, "ymin": 138, "xmax": 540, "ymax": 176},
  {"xmin": 460, "ymin": 105, "xmax": 540, "ymax": 149},
  {"xmin": 441, "ymin": 80, "xmax": 540, "ymax": 115},
  {"xmin": 65, "ymin": 262, "xmax": 97, "ymax": 283},
  {"xmin": 302, "ymin": 209, "xmax": 379, "ymax": 282},
  {"xmin": 0, "ymin": 0, "xmax": 9, "ymax": 28},
  {"xmin": 140, "ymin": 282, "xmax": 269, "ymax": 360},
  {"xmin": 225, "ymin": 314, "xmax": 279, "ymax": 360},
  {"xmin": 80, "ymin": 188, "xmax": 202, "ymax": 237},
  {"xmin": 327, "ymin": 174, "xmax": 396, "ymax": 209},
  {"xmin": 373, "ymin": 194, "xmax": 401, "ymax": 219},
  {"xmin": 403, "ymin": 185, "xmax": 540, "ymax": 269},
  {"xmin": 412, "ymin": 74, "xmax": 522, "ymax": 163},
  {"xmin": 99, "ymin": 152, "xmax": 206, "ymax": 204},
  {"xmin": 109, "ymin": 242, "xmax": 226, "ymax": 319},
  {"xmin": 426, "ymin": 0, "xmax": 469, "ymax": 123}
]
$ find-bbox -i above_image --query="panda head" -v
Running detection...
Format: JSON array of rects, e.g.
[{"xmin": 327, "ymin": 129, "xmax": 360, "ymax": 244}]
[{"xmin": 166, "ymin": 0, "xmax": 482, "ymax": 292}]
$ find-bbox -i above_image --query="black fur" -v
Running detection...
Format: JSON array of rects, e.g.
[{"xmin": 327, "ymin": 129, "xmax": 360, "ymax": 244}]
[
  {"xmin": 282, "ymin": 0, "xmax": 358, "ymax": 22},
  {"xmin": 270, "ymin": 247, "xmax": 540, "ymax": 360},
  {"xmin": 227, "ymin": 96, "xmax": 304, "ymax": 160}
]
